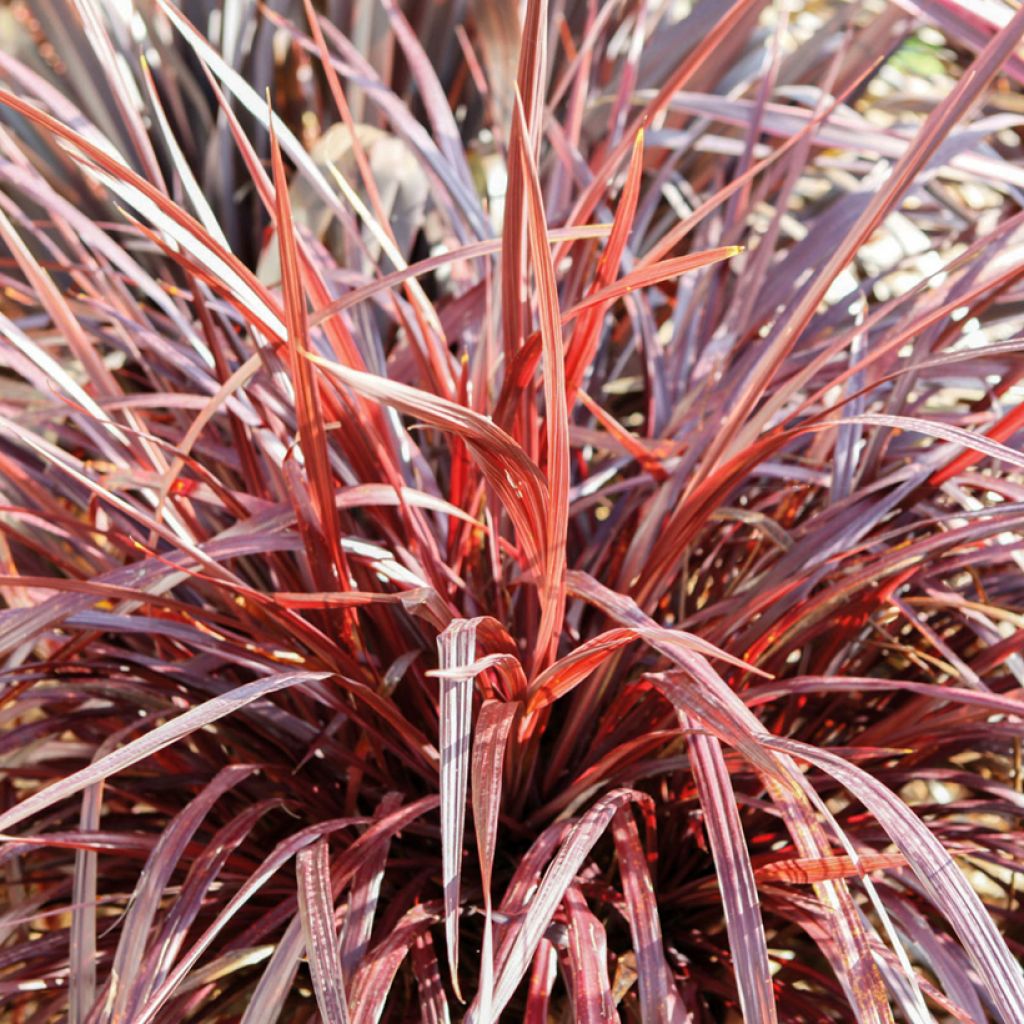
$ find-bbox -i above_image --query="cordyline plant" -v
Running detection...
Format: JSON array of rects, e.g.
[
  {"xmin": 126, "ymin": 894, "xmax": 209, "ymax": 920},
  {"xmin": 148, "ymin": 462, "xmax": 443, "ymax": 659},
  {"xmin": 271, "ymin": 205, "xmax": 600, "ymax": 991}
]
[{"xmin": 1, "ymin": 0, "xmax": 1024, "ymax": 1020}]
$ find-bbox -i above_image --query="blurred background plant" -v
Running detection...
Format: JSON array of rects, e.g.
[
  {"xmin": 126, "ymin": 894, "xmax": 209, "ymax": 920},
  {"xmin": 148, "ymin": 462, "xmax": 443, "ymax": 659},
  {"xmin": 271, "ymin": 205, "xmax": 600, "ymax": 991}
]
[{"xmin": 1, "ymin": 0, "xmax": 1024, "ymax": 1021}]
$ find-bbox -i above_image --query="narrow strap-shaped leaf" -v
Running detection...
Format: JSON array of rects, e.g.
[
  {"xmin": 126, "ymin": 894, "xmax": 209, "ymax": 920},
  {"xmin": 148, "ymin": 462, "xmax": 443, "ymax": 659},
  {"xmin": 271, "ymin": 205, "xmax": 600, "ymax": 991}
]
[
  {"xmin": 0, "ymin": 672, "xmax": 329, "ymax": 836},
  {"xmin": 297, "ymin": 839, "xmax": 350, "ymax": 1024},
  {"xmin": 524, "ymin": 938, "xmax": 558, "ymax": 1024},
  {"xmin": 437, "ymin": 620, "xmax": 478, "ymax": 998},
  {"xmin": 490, "ymin": 820, "xmax": 569, "ymax": 953},
  {"xmin": 611, "ymin": 804, "xmax": 688, "ymax": 1024},
  {"xmin": 349, "ymin": 904, "xmax": 441, "ymax": 1024},
  {"xmin": 514, "ymin": 91, "xmax": 570, "ymax": 666},
  {"xmin": 472, "ymin": 699, "xmax": 518, "ymax": 1022},
  {"xmin": 562, "ymin": 886, "xmax": 619, "ymax": 1024},
  {"xmin": 269, "ymin": 113, "xmax": 352, "ymax": 606},
  {"xmin": 340, "ymin": 793, "xmax": 402, "ymax": 986},
  {"xmin": 411, "ymin": 930, "xmax": 452, "ymax": 1024},
  {"xmin": 565, "ymin": 129, "xmax": 645, "ymax": 401},
  {"xmin": 498, "ymin": 0, "xmax": 547, "ymax": 365},
  {"xmin": 754, "ymin": 852, "xmax": 908, "ymax": 885},
  {"xmin": 239, "ymin": 916, "xmax": 306, "ymax": 1024},
  {"xmin": 69, "ymin": 768, "xmax": 105, "ymax": 1024},
  {"xmin": 527, "ymin": 625, "xmax": 766, "ymax": 713},
  {"xmin": 685, "ymin": 721, "xmax": 777, "ymax": 1023}
]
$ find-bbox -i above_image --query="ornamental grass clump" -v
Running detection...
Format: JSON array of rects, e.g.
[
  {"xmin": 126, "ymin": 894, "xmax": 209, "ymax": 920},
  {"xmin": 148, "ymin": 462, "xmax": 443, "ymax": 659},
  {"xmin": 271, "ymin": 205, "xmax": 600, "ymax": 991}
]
[{"xmin": 1, "ymin": 0, "xmax": 1024, "ymax": 1020}]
